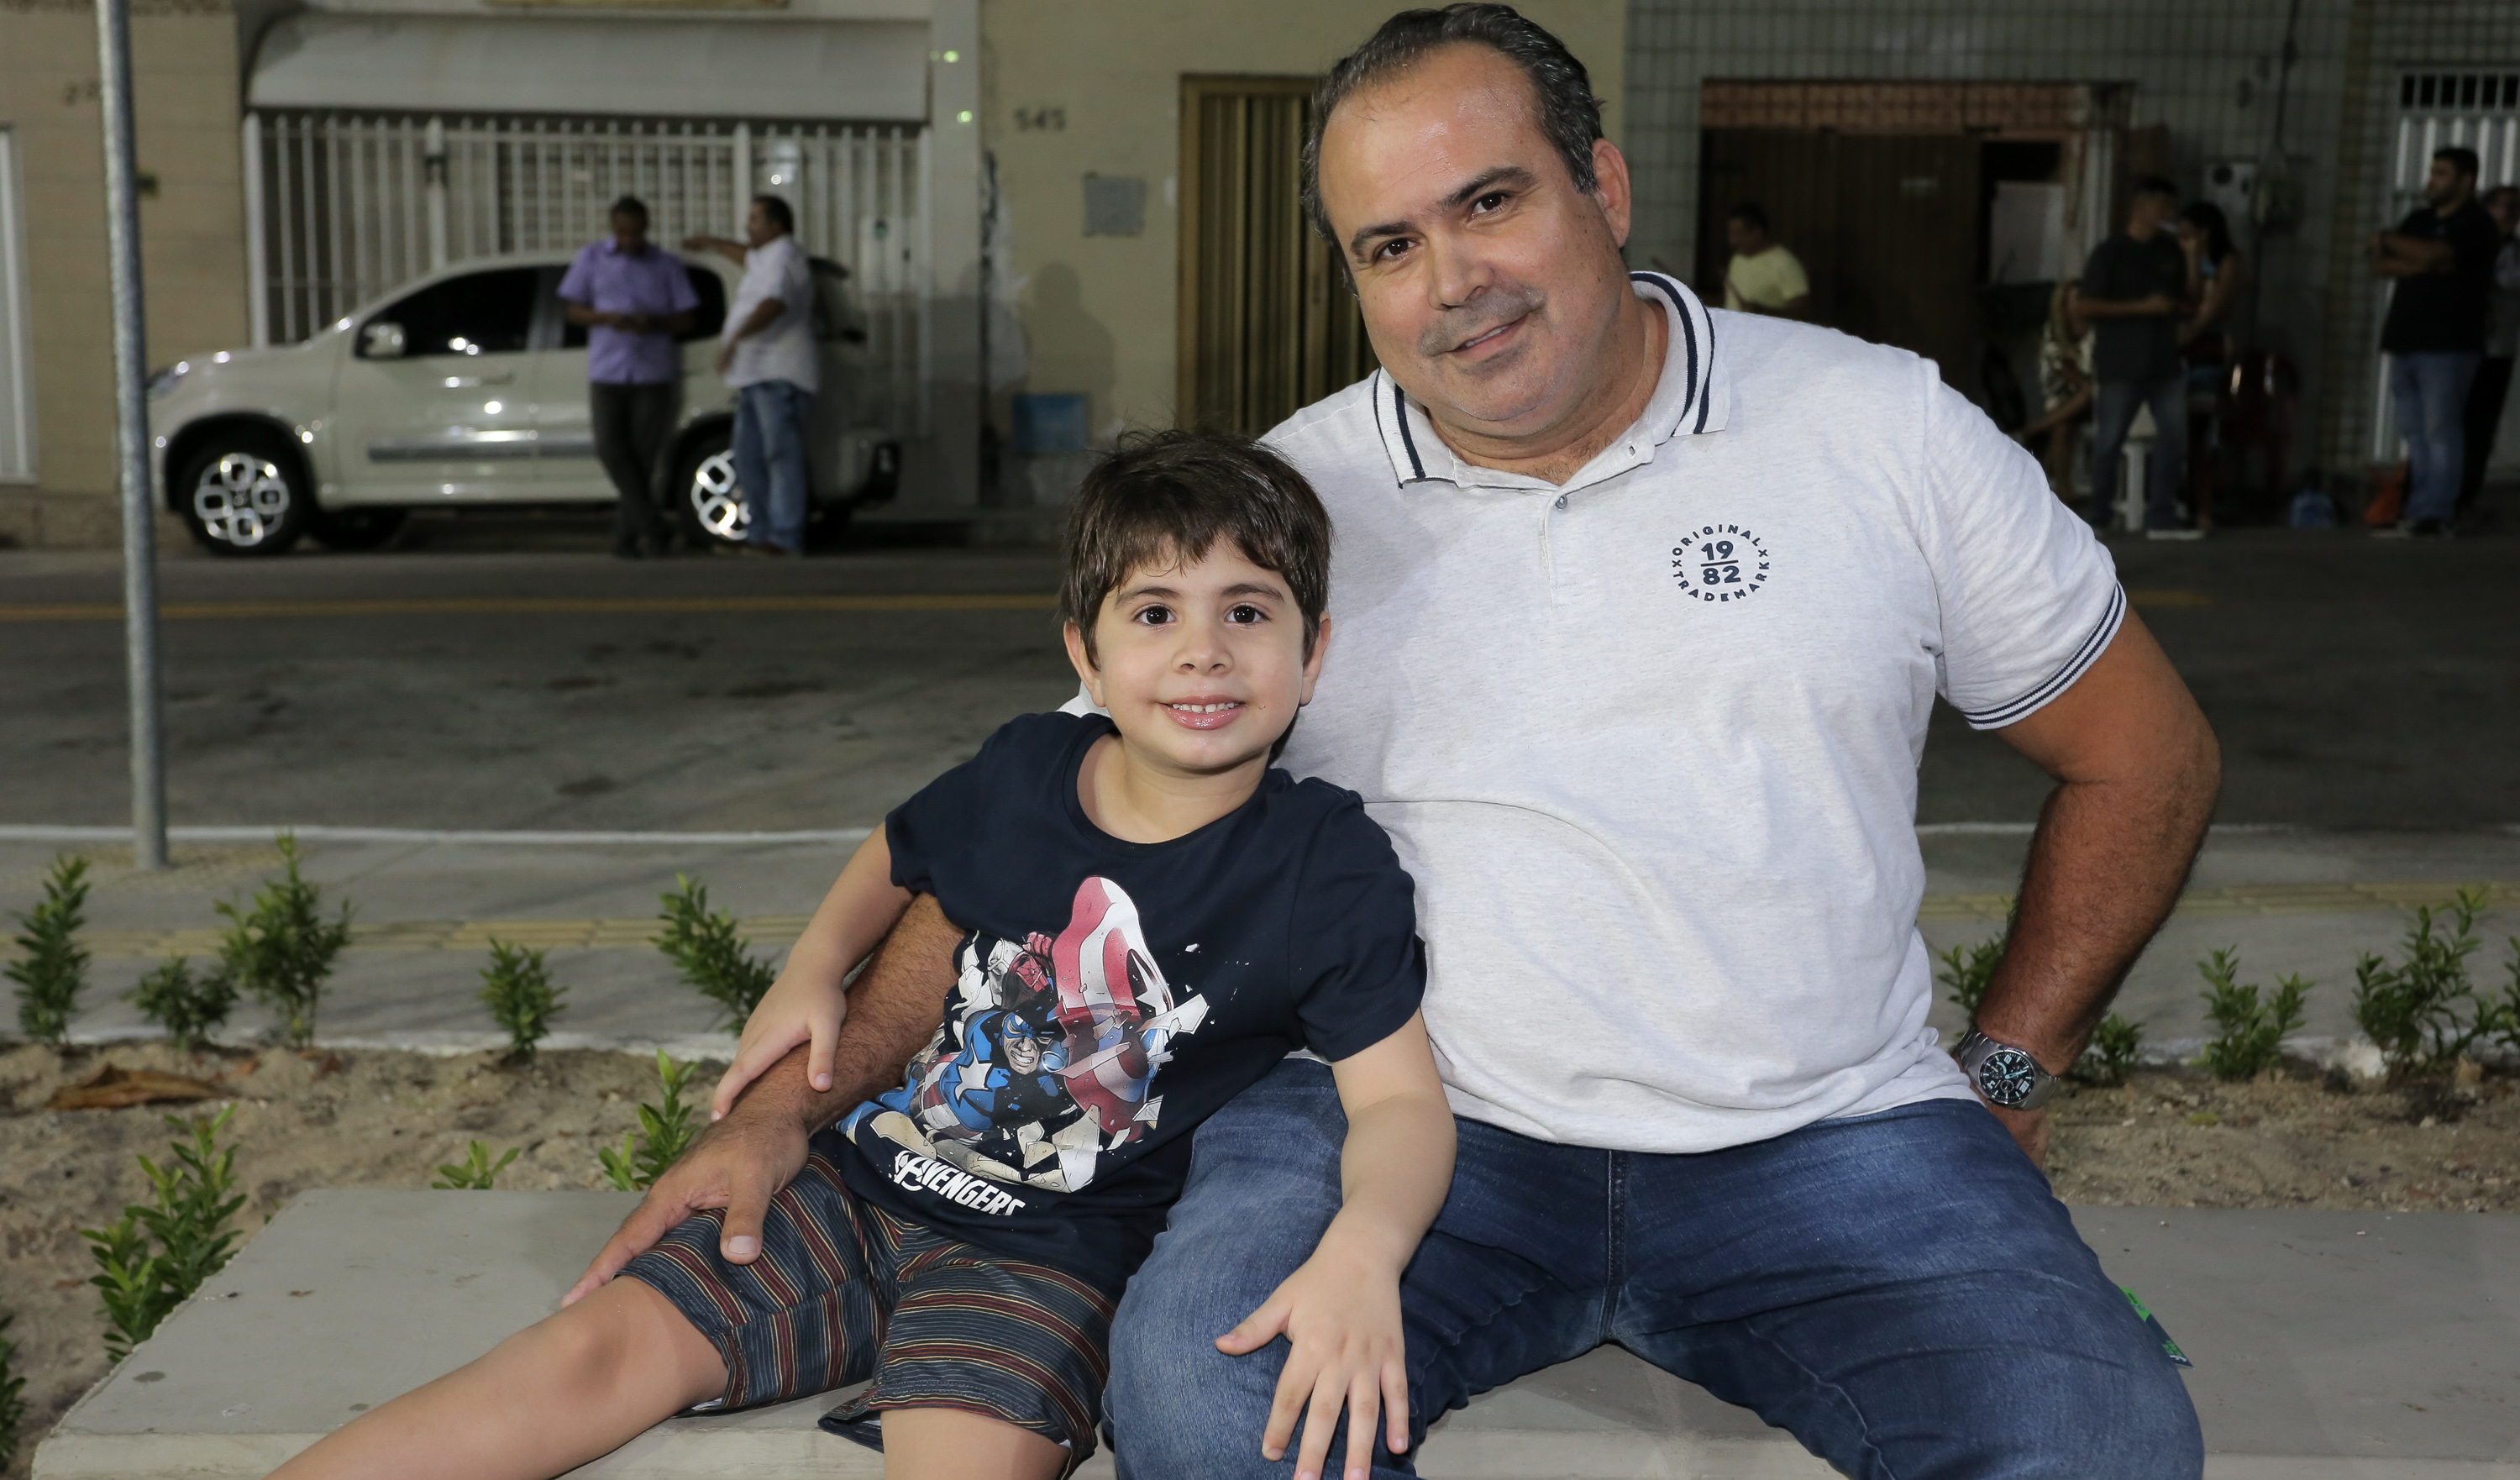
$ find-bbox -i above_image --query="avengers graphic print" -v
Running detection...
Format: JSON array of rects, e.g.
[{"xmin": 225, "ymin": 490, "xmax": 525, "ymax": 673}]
[{"xmin": 856, "ymin": 876, "xmax": 1209, "ymax": 1197}]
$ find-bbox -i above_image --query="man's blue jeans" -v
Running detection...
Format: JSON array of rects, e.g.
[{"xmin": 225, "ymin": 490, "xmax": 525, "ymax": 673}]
[
  {"xmin": 2089, "ymin": 375, "xmax": 2189, "ymax": 530},
  {"xmin": 732, "ymin": 380, "xmax": 811, "ymax": 551},
  {"xmin": 1107, "ymin": 1060, "xmax": 2201, "ymax": 1479},
  {"xmin": 2390, "ymin": 351, "xmax": 2483, "ymax": 526}
]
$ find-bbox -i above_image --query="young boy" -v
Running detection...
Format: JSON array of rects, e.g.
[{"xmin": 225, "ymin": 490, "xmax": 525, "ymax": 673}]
[{"xmin": 269, "ymin": 431, "xmax": 1455, "ymax": 1480}]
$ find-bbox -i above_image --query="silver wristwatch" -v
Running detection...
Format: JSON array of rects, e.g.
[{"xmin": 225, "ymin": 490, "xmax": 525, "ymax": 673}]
[{"xmin": 1955, "ymin": 1029, "xmax": 2060, "ymax": 1111}]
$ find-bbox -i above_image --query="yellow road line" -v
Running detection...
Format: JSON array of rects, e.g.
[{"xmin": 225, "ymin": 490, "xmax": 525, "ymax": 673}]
[
  {"xmin": 71, "ymin": 887, "xmax": 2517, "ymax": 959},
  {"xmin": 0, "ymin": 594, "xmax": 1057, "ymax": 622}
]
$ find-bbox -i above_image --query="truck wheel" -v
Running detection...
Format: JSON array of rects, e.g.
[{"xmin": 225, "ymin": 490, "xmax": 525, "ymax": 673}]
[
  {"xmin": 672, "ymin": 425, "xmax": 748, "ymax": 549},
  {"xmin": 176, "ymin": 431, "xmax": 308, "ymax": 556},
  {"xmin": 311, "ymin": 506, "xmax": 407, "ymax": 552}
]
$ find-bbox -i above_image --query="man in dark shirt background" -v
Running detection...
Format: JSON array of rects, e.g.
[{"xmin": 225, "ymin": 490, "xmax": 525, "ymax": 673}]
[
  {"xmin": 2371, "ymin": 145, "xmax": 2499, "ymax": 537},
  {"xmin": 2078, "ymin": 176, "xmax": 2197, "ymax": 538},
  {"xmin": 2456, "ymin": 184, "xmax": 2518, "ymax": 517}
]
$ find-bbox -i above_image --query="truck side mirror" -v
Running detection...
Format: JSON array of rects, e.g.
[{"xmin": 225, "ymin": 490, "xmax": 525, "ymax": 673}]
[{"xmin": 361, "ymin": 321, "xmax": 407, "ymax": 360}]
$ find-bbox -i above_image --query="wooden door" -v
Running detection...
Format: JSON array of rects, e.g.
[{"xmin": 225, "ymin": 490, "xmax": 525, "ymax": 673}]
[
  {"xmin": 1179, "ymin": 76, "xmax": 1378, "ymax": 436},
  {"xmin": 1698, "ymin": 129, "xmax": 1982, "ymax": 387}
]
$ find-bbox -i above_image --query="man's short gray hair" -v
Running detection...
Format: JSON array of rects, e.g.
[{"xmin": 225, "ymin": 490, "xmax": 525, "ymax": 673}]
[{"xmin": 1300, "ymin": 4, "xmax": 1604, "ymax": 248}]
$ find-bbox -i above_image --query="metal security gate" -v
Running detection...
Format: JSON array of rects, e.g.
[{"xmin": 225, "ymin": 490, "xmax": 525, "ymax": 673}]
[
  {"xmin": 2365, "ymin": 71, "xmax": 2520, "ymax": 461},
  {"xmin": 244, "ymin": 113, "xmax": 931, "ymax": 433}
]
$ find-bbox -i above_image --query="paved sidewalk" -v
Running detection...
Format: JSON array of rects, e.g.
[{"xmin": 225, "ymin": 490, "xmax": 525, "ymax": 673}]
[
  {"xmin": 34, "ymin": 1190, "xmax": 2520, "ymax": 1478},
  {"xmin": 5, "ymin": 824, "xmax": 2517, "ymax": 1066}
]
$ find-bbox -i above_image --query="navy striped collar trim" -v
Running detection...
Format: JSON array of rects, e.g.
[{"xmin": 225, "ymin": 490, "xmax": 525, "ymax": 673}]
[{"xmin": 1372, "ymin": 270, "xmax": 1727, "ymax": 487}]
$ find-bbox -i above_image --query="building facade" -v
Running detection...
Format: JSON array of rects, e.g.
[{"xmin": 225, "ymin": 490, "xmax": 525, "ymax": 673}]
[{"xmin": 0, "ymin": 0, "xmax": 2512, "ymax": 545}]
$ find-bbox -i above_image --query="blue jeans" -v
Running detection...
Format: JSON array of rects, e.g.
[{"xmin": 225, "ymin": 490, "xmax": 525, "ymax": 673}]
[
  {"xmin": 1107, "ymin": 1060, "xmax": 2201, "ymax": 1480},
  {"xmin": 732, "ymin": 380, "xmax": 811, "ymax": 551},
  {"xmin": 2089, "ymin": 375, "xmax": 2188, "ymax": 530},
  {"xmin": 2389, "ymin": 351, "xmax": 2482, "ymax": 525}
]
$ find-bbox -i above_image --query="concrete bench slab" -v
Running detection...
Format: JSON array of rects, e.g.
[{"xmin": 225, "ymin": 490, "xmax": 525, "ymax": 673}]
[{"xmin": 32, "ymin": 1190, "xmax": 2520, "ymax": 1479}]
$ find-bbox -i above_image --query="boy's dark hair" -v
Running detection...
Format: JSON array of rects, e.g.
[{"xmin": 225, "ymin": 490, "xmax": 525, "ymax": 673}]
[
  {"xmin": 1728, "ymin": 201, "xmax": 1770, "ymax": 234},
  {"xmin": 2131, "ymin": 175, "xmax": 2181, "ymax": 203},
  {"xmin": 1300, "ymin": 4, "xmax": 1602, "ymax": 246},
  {"xmin": 609, "ymin": 195, "xmax": 648, "ymax": 222},
  {"xmin": 2435, "ymin": 145, "xmax": 2481, "ymax": 181},
  {"xmin": 1059, "ymin": 430, "xmax": 1332, "ymax": 665},
  {"xmin": 754, "ymin": 193, "xmax": 795, "ymax": 234}
]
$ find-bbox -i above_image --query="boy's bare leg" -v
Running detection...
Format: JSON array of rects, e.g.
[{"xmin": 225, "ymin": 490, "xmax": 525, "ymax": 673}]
[
  {"xmin": 880, "ymin": 1406, "xmax": 1068, "ymax": 1480},
  {"xmin": 268, "ymin": 1276, "xmax": 724, "ymax": 1480}
]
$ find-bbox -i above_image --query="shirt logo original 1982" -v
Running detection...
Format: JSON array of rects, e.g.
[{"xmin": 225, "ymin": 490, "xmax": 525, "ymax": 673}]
[{"xmin": 1671, "ymin": 524, "xmax": 1771, "ymax": 602}]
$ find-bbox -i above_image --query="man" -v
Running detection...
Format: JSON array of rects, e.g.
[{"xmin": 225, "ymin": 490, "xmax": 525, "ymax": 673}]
[
  {"xmin": 2078, "ymin": 176, "xmax": 2197, "ymax": 537},
  {"xmin": 2370, "ymin": 146, "xmax": 2499, "ymax": 538},
  {"xmin": 2456, "ymin": 183, "xmax": 2519, "ymax": 515},
  {"xmin": 686, "ymin": 196, "xmax": 817, "ymax": 554},
  {"xmin": 581, "ymin": 8, "xmax": 2218, "ymax": 1477},
  {"xmin": 557, "ymin": 197, "xmax": 698, "ymax": 559},
  {"xmin": 1720, "ymin": 202, "xmax": 1809, "ymax": 318}
]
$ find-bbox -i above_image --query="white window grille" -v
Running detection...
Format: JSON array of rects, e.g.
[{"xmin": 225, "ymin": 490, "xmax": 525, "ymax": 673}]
[
  {"xmin": 0, "ymin": 126, "xmax": 34, "ymax": 484},
  {"xmin": 244, "ymin": 112, "xmax": 931, "ymax": 433},
  {"xmin": 2367, "ymin": 71, "xmax": 2520, "ymax": 460}
]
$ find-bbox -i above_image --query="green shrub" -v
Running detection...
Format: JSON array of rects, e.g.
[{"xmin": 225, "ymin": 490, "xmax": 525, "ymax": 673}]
[
  {"xmin": 2352, "ymin": 889, "xmax": 2492, "ymax": 1081},
  {"xmin": 600, "ymin": 1051, "xmax": 701, "ymax": 1192},
  {"xmin": 81, "ymin": 1105, "xmax": 246, "ymax": 1361},
  {"xmin": 9, "ymin": 854, "xmax": 92, "ymax": 1043},
  {"xmin": 214, "ymin": 834, "xmax": 353, "ymax": 1049},
  {"xmin": 126, "ymin": 957, "xmax": 239, "ymax": 1054},
  {"xmin": 2196, "ymin": 948, "xmax": 2311, "ymax": 1081},
  {"xmin": 433, "ymin": 1141, "xmax": 522, "ymax": 1190},
  {"xmin": 478, "ymin": 940, "xmax": 564, "ymax": 1062},
  {"xmin": 2074, "ymin": 1013, "xmax": 2146, "ymax": 1086},
  {"xmin": 0, "ymin": 1310, "xmax": 25, "ymax": 1466},
  {"xmin": 1936, "ymin": 937, "xmax": 2003, "ymax": 1023},
  {"xmin": 654, "ymin": 876, "xmax": 776, "ymax": 1030},
  {"xmin": 2488, "ymin": 938, "xmax": 2520, "ymax": 1058}
]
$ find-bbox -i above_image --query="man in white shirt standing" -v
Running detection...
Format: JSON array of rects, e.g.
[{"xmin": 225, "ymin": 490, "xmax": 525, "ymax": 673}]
[
  {"xmin": 590, "ymin": 8, "xmax": 2218, "ymax": 1477},
  {"xmin": 687, "ymin": 196, "xmax": 817, "ymax": 554}
]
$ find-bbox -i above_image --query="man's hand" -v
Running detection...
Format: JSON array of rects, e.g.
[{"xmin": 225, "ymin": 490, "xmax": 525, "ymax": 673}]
[
  {"xmin": 564, "ymin": 895, "xmax": 961, "ymax": 1301},
  {"xmin": 715, "ymin": 342, "xmax": 737, "ymax": 376},
  {"xmin": 1982, "ymin": 1102, "xmax": 2050, "ymax": 1167}
]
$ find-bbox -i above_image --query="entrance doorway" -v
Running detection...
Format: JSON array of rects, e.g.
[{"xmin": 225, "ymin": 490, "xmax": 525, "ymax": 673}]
[{"xmin": 1178, "ymin": 76, "xmax": 1378, "ymax": 437}]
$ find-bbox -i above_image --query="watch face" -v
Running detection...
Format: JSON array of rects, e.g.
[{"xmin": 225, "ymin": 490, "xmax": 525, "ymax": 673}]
[{"xmin": 1977, "ymin": 1047, "xmax": 2042, "ymax": 1109}]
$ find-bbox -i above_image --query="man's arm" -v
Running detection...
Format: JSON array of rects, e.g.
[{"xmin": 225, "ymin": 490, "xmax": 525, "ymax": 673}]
[
  {"xmin": 1973, "ymin": 611, "xmax": 2219, "ymax": 1165},
  {"xmin": 2373, "ymin": 231, "xmax": 2454, "ymax": 277},
  {"xmin": 2076, "ymin": 293, "xmax": 2177, "ymax": 320},
  {"xmin": 564, "ymin": 893, "xmax": 960, "ymax": 1301},
  {"xmin": 682, "ymin": 234, "xmax": 749, "ymax": 265}
]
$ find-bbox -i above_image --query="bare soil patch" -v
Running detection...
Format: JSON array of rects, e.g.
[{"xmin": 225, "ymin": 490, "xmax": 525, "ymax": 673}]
[{"xmin": 1, "ymin": 1044, "xmax": 2514, "ymax": 1476}]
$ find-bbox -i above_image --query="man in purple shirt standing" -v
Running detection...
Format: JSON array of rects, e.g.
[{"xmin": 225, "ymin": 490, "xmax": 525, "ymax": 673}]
[{"xmin": 559, "ymin": 197, "xmax": 700, "ymax": 559}]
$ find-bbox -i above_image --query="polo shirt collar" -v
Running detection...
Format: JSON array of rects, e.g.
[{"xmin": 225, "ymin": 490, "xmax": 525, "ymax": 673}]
[{"xmin": 1372, "ymin": 270, "xmax": 1730, "ymax": 492}]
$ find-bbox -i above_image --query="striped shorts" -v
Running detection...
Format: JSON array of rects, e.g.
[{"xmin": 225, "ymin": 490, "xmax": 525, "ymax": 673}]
[{"xmin": 621, "ymin": 1129, "xmax": 1116, "ymax": 1472}]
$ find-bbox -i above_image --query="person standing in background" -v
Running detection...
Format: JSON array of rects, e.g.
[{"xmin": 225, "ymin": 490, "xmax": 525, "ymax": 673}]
[
  {"xmin": 2015, "ymin": 281, "xmax": 2094, "ymax": 500},
  {"xmin": 2457, "ymin": 184, "xmax": 2519, "ymax": 517},
  {"xmin": 1721, "ymin": 203, "xmax": 1811, "ymax": 319},
  {"xmin": 558, "ymin": 197, "xmax": 699, "ymax": 559},
  {"xmin": 2370, "ymin": 145, "xmax": 2497, "ymax": 538},
  {"xmin": 2176, "ymin": 201, "xmax": 2247, "ymax": 528},
  {"xmin": 686, "ymin": 196, "xmax": 818, "ymax": 555},
  {"xmin": 2079, "ymin": 176, "xmax": 2197, "ymax": 538}
]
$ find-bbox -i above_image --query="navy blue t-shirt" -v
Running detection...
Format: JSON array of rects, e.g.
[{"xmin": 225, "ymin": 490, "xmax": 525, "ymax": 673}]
[{"xmin": 837, "ymin": 711, "xmax": 1426, "ymax": 1294}]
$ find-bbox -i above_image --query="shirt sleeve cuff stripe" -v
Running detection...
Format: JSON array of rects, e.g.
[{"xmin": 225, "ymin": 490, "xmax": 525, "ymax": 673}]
[{"xmin": 1960, "ymin": 583, "xmax": 2128, "ymax": 730}]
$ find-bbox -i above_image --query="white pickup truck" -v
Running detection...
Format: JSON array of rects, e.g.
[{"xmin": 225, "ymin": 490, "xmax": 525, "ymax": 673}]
[{"xmin": 147, "ymin": 249, "xmax": 899, "ymax": 554}]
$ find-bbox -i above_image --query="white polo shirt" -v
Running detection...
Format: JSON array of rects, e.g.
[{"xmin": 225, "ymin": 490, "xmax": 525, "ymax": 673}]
[
  {"xmin": 1267, "ymin": 272, "xmax": 2124, "ymax": 1152},
  {"xmin": 724, "ymin": 234, "xmax": 818, "ymax": 393}
]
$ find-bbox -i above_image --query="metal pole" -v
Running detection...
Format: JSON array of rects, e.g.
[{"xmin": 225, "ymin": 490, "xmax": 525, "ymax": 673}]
[{"xmin": 95, "ymin": 0, "xmax": 167, "ymax": 871}]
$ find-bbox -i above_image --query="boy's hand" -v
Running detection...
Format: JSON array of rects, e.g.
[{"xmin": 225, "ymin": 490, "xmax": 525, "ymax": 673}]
[
  {"xmin": 1216, "ymin": 1234, "xmax": 1410, "ymax": 1480},
  {"xmin": 711, "ymin": 962, "xmax": 849, "ymax": 1120}
]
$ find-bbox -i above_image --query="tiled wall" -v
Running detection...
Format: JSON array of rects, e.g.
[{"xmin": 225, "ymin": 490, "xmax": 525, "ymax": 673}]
[{"xmin": 1620, "ymin": 0, "xmax": 2520, "ymax": 476}]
